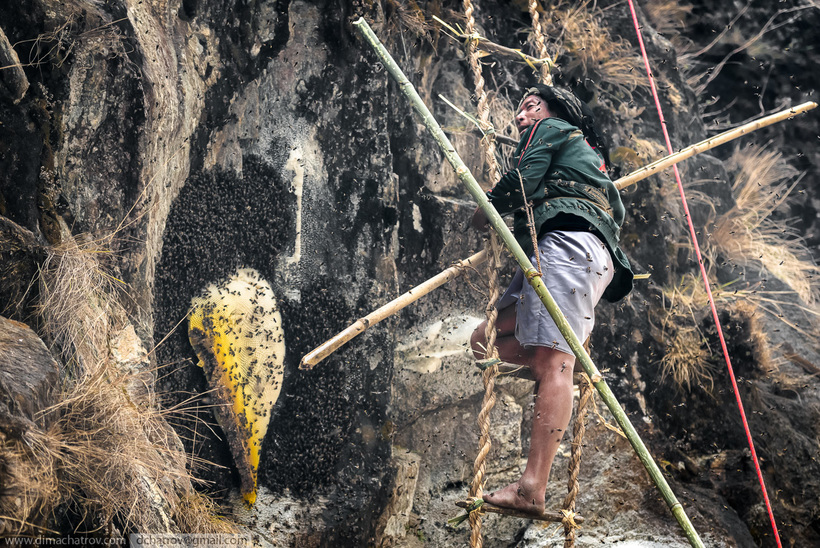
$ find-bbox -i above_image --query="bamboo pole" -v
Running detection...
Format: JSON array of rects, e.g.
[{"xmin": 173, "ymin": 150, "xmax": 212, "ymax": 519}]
[
  {"xmin": 299, "ymin": 249, "xmax": 488, "ymax": 370},
  {"xmin": 352, "ymin": 17, "xmax": 705, "ymax": 548},
  {"xmin": 439, "ymin": 93, "xmax": 520, "ymax": 147},
  {"xmin": 614, "ymin": 101, "xmax": 817, "ymax": 190},
  {"xmin": 477, "ymin": 131, "xmax": 518, "ymax": 147}
]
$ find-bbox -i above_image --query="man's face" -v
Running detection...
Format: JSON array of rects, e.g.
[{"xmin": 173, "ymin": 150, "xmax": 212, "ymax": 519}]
[{"xmin": 515, "ymin": 95, "xmax": 551, "ymax": 133}]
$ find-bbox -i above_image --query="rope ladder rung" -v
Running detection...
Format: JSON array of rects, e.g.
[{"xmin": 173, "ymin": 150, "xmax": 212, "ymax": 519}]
[{"xmin": 455, "ymin": 500, "xmax": 585, "ymax": 524}]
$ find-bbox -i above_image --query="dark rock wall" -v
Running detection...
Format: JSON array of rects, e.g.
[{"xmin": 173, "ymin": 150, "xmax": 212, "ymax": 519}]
[
  {"xmin": 0, "ymin": 316, "xmax": 59, "ymax": 425},
  {"xmin": 1, "ymin": 0, "xmax": 819, "ymax": 546},
  {"xmin": 684, "ymin": 0, "xmax": 820, "ymax": 247},
  {"xmin": 640, "ymin": 2, "xmax": 820, "ymax": 546}
]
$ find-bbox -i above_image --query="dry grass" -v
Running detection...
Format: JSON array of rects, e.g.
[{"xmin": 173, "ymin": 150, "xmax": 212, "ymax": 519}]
[
  {"xmin": 46, "ymin": 365, "xmax": 191, "ymax": 532},
  {"xmin": 373, "ymin": 0, "xmax": 448, "ymax": 55},
  {"xmin": 1, "ymin": 362, "xmax": 237, "ymax": 537},
  {"xmin": 731, "ymin": 300, "xmax": 773, "ymax": 372},
  {"xmin": 172, "ymin": 492, "xmax": 239, "ymax": 535},
  {"xmin": 654, "ymin": 272, "xmax": 779, "ymax": 392},
  {"xmin": 377, "ymin": 0, "xmax": 433, "ymax": 38},
  {"xmin": 709, "ymin": 144, "xmax": 820, "ymax": 305},
  {"xmin": 0, "ymin": 426, "xmax": 62, "ymax": 535},
  {"xmin": 37, "ymin": 233, "xmax": 122, "ymax": 376},
  {"xmin": 643, "ymin": 0, "xmax": 694, "ymax": 52},
  {"xmin": 631, "ymin": 136, "xmax": 668, "ymax": 165},
  {"xmin": 658, "ymin": 322, "xmax": 714, "ymax": 392},
  {"xmin": 1, "ymin": 230, "xmax": 236, "ymax": 537},
  {"xmin": 655, "ymin": 273, "xmax": 723, "ymax": 392},
  {"xmin": 653, "ymin": 260, "xmax": 812, "ymax": 392},
  {"xmin": 541, "ymin": 0, "xmax": 649, "ymax": 100}
]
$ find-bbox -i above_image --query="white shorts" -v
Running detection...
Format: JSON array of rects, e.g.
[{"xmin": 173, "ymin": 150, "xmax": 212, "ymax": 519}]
[{"xmin": 496, "ymin": 230, "xmax": 614, "ymax": 355}]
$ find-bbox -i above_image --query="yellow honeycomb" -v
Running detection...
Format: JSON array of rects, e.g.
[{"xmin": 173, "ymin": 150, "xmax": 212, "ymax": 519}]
[{"xmin": 188, "ymin": 268, "xmax": 285, "ymax": 505}]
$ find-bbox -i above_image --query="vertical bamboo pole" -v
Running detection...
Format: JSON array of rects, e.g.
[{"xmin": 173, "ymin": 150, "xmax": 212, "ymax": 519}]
[{"xmin": 352, "ymin": 17, "xmax": 705, "ymax": 548}]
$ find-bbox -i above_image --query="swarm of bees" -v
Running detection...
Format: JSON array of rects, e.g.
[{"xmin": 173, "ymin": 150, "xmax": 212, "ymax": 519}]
[{"xmin": 188, "ymin": 267, "xmax": 285, "ymax": 505}]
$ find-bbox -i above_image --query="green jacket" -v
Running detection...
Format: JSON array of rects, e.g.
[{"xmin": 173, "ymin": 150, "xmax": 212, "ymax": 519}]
[{"xmin": 486, "ymin": 118, "xmax": 633, "ymax": 302}]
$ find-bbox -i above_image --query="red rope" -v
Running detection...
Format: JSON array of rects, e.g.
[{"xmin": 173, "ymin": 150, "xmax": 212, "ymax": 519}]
[
  {"xmin": 517, "ymin": 119, "xmax": 544, "ymax": 167},
  {"xmin": 624, "ymin": 1, "xmax": 782, "ymax": 546}
]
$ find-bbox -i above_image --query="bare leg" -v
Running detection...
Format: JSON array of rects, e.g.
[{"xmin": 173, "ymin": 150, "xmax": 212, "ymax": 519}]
[
  {"xmin": 470, "ymin": 305, "xmax": 517, "ymax": 360},
  {"xmin": 470, "ymin": 308, "xmax": 575, "ymax": 514}
]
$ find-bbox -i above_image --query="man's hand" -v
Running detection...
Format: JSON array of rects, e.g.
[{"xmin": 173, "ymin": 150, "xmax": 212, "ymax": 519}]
[{"xmin": 471, "ymin": 206, "xmax": 490, "ymax": 232}]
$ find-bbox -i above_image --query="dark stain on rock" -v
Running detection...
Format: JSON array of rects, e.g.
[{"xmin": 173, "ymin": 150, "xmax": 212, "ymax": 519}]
[{"xmin": 187, "ymin": 0, "xmax": 291, "ymax": 176}]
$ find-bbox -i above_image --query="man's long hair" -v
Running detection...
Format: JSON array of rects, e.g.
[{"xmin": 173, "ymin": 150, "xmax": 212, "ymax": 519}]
[{"xmin": 522, "ymin": 84, "xmax": 612, "ymax": 171}]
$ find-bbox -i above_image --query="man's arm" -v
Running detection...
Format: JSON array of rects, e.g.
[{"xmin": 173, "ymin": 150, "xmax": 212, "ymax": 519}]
[{"xmin": 486, "ymin": 122, "xmax": 566, "ymax": 213}]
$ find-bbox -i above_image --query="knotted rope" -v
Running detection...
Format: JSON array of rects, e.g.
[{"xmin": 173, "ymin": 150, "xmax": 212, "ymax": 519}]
[
  {"xmin": 462, "ymin": 2, "xmax": 503, "ymax": 547},
  {"xmin": 462, "ymin": 0, "xmax": 501, "ymax": 183},
  {"xmin": 528, "ymin": 0, "xmax": 553, "ymax": 86},
  {"xmin": 460, "ymin": 2, "xmax": 572, "ymax": 546},
  {"xmin": 467, "ymin": 238, "xmax": 502, "ymax": 548},
  {"xmin": 562, "ymin": 372, "xmax": 593, "ymax": 547}
]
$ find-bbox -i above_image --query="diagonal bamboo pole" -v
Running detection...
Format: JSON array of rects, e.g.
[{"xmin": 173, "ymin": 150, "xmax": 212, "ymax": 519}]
[
  {"xmin": 614, "ymin": 101, "xmax": 816, "ymax": 190},
  {"xmin": 352, "ymin": 17, "xmax": 705, "ymax": 548},
  {"xmin": 299, "ymin": 250, "xmax": 488, "ymax": 369}
]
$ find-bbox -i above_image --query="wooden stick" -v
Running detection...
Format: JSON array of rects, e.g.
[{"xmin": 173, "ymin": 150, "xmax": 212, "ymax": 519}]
[
  {"xmin": 439, "ymin": 93, "xmax": 520, "ymax": 147},
  {"xmin": 432, "ymin": 16, "xmax": 554, "ymax": 70},
  {"xmin": 477, "ymin": 131, "xmax": 517, "ymax": 147},
  {"xmin": 455, "ymin": 500, "xmax": 584, "ymax": 524},
  {"xmin": 299, "ymin": 250, "xmax": 488, "ymax": 370},
  {"xmin": 614, "ymin": 101, "xmax": 818, "ymax": 190},
  {"xmin": 353, "ymin": 17, "xmax": 705, "ymax": 547}
]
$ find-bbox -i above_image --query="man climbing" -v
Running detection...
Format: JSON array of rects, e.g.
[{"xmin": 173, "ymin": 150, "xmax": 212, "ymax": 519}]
[{"xmin": 470, "ymin": 85, "xmax": 633, "ymax": 515}]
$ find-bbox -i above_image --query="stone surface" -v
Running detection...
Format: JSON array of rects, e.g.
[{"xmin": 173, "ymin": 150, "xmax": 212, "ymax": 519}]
[
  {"xmin": 0, "ymin": 25, "xmax": 28, "ymax": 104},
  {"xmin": 0, "ymin": 315, "xmax": 59, "ymax": 425},
  {"xmin": 0, "ymin": 217, "xmax": 44, "ymax": 322},
  {"xmin": 110, "ymin": 323, "xmax": 150, "ymax": 374},
  {"xmin": 232, "ymin": 486, "xmax": 326, "ymax": 548},
  {"xmin": 374, "ymin": 450, "xmax": 421, "ymax": 546},
  {"xmin": 150, "ymin": 2, "xmax": 400, "ymax": 544}
]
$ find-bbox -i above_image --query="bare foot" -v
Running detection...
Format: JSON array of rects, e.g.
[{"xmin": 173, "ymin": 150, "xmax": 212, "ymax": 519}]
[{"xmin": 483, "ymin": 481, "xmax": 545, "ymax": 515}]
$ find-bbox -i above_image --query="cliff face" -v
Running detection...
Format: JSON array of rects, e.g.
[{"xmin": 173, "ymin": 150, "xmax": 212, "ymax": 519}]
[{"xmin": 0, "ymin": 0, "xmax": 818, "ymax": 546}]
